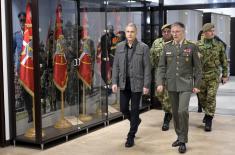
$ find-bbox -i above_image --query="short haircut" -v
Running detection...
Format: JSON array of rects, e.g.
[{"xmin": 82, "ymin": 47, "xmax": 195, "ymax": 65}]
[
  {"xmin": 171, "ymin": 22, "xmax": 185, "ymax": 29},
  {"xmin": 18, "ymin": 12, "xmax": 26, "ymax": 18},
  {"xmin": 126, "ymin": 22, "xmax": 137, "ymax": 31}
]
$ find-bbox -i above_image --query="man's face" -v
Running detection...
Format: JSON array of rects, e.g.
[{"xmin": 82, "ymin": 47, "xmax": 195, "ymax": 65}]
[
  {"xmin": 162, "ymin": 28, "xmax": 172, "ymax": 42},
  {"xmin": 19, "ymin": 15, "xmax": 26, "ymax": 31},
  {"xmin": 171, "ymin": 25, "xmax": 185, "ymax": 43},
  {"xmin": 204, "ymin": 28, "xmax": 215, "ymax": 39},
  {"xmin": 125, "ymin": 26, "xmax": 137, "ymax": 42}
]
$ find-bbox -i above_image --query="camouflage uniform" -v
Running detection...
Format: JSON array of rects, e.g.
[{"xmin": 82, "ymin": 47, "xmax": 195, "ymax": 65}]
[
  {"xmin": 197, "ymin": 38, "xmax": 228, "ymax": 116},
  {"xmin": 150, "ymin": 38, "xmax": 171, "ymax": 113}
]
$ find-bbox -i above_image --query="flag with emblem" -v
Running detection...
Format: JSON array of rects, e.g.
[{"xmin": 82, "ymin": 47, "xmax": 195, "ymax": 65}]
[
  {"xmin": 78, "ymin": 39, "xmax": 92, "ymax": 89},
  {"xmin": 19, "ymin": 2, "xmax": 34, "ymax": 96},
  {"xmin": 53, "ymin": 3, "xmax": 68, "ymax": 92}
]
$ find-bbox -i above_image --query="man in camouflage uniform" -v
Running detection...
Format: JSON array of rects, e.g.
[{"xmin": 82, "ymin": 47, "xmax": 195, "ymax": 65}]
[
  {"xmin": 150, "ymin": 24, "xmax": 173, "ymax": 131},
  {"xmin": 197, "ymin": 23, "xmax": 229, "ymax": 132}
]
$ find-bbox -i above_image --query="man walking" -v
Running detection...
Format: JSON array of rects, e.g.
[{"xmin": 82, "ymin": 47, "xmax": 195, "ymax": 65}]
[
  {"xmin": 112, "ymin": 23, "xmax": 151, "ymax": 147},
  {"xmin": 150, "ymin": 24, "xmax": 173, "ymax": 131},
  {"xmin": 197, "ymin": 23, "xmax": 228, "ymax": 132},
  {"xmin": 156, "ymin": 22, "xmax": 202, "ymax": 153}
]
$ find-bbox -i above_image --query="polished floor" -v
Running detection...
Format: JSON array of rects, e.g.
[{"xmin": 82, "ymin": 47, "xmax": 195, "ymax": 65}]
[{"xmin": 1, "ymin": 77, "xmax": 235, "ymax": 155}]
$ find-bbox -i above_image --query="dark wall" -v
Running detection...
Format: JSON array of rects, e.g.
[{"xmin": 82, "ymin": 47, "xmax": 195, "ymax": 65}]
[{"xmin": 230, "ymin": 18, "xmax": 235, "ymax": 76}]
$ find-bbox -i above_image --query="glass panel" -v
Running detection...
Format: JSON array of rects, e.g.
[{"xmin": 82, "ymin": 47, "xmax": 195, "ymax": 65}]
[
  {"xmin": 78, "ymin": 0, "xmax": 107, "ymax": 127},
  {"xmin": 38, "ymin": 0, "xmax": 79, "ymax": 141},
  {"xmin": 12, "ymin": 0, "xmax": 36, "ymax": 142}
]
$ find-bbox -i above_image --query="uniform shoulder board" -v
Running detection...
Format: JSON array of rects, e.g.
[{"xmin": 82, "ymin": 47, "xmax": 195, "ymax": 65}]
[
  {"xmin": 165, "ymin": 40, "xmax": 172, "ymax": 45},
  {"xmin": 187, "ymin": 40, "xmax": 196, "ymax": 45}
]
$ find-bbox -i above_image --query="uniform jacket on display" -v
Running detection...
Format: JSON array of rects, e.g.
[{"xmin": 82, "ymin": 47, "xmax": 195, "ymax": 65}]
[
  {"xmin": 112, "ymin": 40, "xmax": 151, "ymax": 92},
  {"xmin": 156, "ymin": 40, "xmax": 202, "ymax": 92}
]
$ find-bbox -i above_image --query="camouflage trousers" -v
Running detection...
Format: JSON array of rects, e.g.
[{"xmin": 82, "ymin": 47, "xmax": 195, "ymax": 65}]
[
  {"xmin": 198, "ymin": 78, "xmax": 219, "ymax": 116},
  {"xmin": 156, "ymin": 88, "xmax": 171, "ymax": 113}
]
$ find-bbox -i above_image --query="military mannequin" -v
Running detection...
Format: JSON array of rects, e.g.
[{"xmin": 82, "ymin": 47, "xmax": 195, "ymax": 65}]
[
  {"xmin": 13, "ymin": 12, "xmax": 33, "ymax": 123},
  {"xmin": 197, "ymin": 23, "xmax": 229, "ymax": 132},
  {"xmin": 150, "ymin": 24, "xmax": 173, "ymax": 131},
  {"xmin": 100, "ymin": 25, "xmax": 116, "ymax": 85},
  {"xmin": 156, "ymin": 22, "xmax": 202, "ymax": 153}
]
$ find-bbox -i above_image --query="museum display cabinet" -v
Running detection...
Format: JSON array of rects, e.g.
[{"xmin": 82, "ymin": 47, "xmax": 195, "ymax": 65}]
[{"xmin": 8, "ymin": 0, "xmax": 152, "ymax": 148}]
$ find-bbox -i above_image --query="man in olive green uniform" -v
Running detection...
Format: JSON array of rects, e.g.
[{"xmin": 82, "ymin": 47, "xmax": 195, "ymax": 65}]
[
  {"xmin": 197, "ymin": 23, "xmax": 229, "ymax": 132},
  {"xmin": 150, "ymin": 24, "xmax": 173, "ymax": 131},
  {"xmin": 156, "ymin": 22, "xmax": 202, "ymax": 154}
]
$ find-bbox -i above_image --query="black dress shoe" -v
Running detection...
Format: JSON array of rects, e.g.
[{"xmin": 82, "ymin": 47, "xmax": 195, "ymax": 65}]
[
  {"xmin": 125, "ymin": 137, "xmax": 134, "ymax": 148},
  {"xmin": 172, "ymin": 140, "xmax": 180, "ymax": 147},
  {"xmin": 178, "ymin": 143, "xmax": 186, "ymax": 153}
]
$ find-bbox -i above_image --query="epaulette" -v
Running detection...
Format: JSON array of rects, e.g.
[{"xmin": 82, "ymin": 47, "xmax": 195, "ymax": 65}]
[
  {"xmin": 187, "ymin": 40, "xmax": 196, "ymax": 45},
  {"xmin": 165, "ymin": 40, "xmax": 172, "ymax": 45}
]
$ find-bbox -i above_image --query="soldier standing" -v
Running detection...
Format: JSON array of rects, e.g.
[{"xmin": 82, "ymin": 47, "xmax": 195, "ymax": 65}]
[
  {"xmin": 150, "ymin": 24, "xmax": 173, "ymax": 131},
  {"xmin": 197, "ymin": 23, "xmax": 229, "ymax": 132},
  {"xmin": 156, "ymin": 22, "xmax": 202, "ymax": 153}
]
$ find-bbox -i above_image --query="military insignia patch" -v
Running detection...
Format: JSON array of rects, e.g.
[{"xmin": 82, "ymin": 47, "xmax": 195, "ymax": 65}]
[{"xmin": 183, "ymin": 48, "xmax": 192, "ymax": 54}]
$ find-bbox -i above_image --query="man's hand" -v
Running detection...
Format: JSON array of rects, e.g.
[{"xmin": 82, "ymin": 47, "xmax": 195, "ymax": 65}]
[
  {"xmin": 143, "ymin": 87, "xmax": 149, "ymax": 95},
  {"xmin": 156, "ymin": 85, "xmax": 163, "ymax": 93},
  {"xmin": 192, "ymin": 88, "xmax": 200, "ymax": 93},
  {"xmin": 112, "ymin": 84, "xmax": 118, "ymax": 93},
  {"xmin": 221, "ymin": 77, "xmax": 229, "ymax": 85}
]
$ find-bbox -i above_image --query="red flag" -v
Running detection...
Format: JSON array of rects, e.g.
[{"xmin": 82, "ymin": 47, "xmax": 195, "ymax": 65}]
[
  {"xmin": 82, "ymin": 9, "xmax": 88, "ymax": 38},
  {"xmin": 53, "ymin": 3, "xmax": 68, "ymax": 92},
  {"xmin": 19, "ymin": 2, "xmax": 34, "ymax": 96},
  {"xmin": 78, "ymin": 40, "xmax": 92, "ymax": 89}
]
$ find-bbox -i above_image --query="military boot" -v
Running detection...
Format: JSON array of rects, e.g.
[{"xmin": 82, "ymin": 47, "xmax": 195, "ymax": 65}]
[
  {"xmin": 205, "ymin": 115, "xmax": 213, "ymax": 132},
  {"xmin": 162, "ymin": 113, "xmax": 172, "ymax": 131},
  {"xmin": 202, "ymin": 114, "xmax": 206, "ymax": 123}
]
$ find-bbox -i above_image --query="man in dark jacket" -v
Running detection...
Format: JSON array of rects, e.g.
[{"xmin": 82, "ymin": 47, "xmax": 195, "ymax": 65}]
[{"xmin": 112, "ymin": 23, "xmax": 151, "ymax": 148}]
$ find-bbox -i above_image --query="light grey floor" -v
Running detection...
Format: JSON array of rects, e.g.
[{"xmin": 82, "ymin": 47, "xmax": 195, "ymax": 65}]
[{"xmin": 1, "ymin": 76, "xmax": 235, "ymax": 155}]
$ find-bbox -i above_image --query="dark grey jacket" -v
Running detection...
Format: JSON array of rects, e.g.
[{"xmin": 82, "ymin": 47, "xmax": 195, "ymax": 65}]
[{"xmin": 112, "ymin": 40, "xmax": 151, "ymax": 92}]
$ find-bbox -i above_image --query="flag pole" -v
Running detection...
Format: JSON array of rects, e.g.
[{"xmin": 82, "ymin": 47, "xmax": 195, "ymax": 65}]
[
  {"xmin": 24, "ymin": 96, "xmax": 45, "ymax": 138},
  {"xmin": 54, "ymin": 91, "xmax": 72, "ymax": 128},
  {"xmin": 79, "ymin": 84, "xmax": 92, "ymax": 122}
]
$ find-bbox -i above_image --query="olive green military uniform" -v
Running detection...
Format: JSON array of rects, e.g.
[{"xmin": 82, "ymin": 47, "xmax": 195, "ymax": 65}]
[
  {"xmin": 197, "ymin": 38, "xmax": 228, "ymax": 117},
  {"xmin": 150, "ymin": 38, "xmax": 170, "ymax": 113},
  {"xmin": 156, "ymin": 40, "xmax": 202, "ymax": 143}
]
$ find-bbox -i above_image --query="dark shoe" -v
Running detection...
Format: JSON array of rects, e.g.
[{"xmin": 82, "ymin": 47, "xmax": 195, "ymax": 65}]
[
  {"xmin": 162, "ymin": 113, "xmax": 172, "ymax": 131},
  {"xmin": 205, "ymin": 115, "xmax": 213, "ymax": 132},
  {"xmin": 172, "ymin": 140, "xmax": 180, "ymax": 147},
  {"xmin": 178, "ymin": 143, "xmax": 187, "ymax": 153},
  {"xmin": 125, "ymin": 137, "xmax": 134, "ymax": 148}
]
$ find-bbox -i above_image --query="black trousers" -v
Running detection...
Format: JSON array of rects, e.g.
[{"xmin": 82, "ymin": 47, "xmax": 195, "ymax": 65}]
[{"xmin": 120, "ymin": 88, "xmax": 141, "ymax": 138}]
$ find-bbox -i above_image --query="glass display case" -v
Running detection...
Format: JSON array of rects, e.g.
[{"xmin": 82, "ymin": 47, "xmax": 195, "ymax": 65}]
[{"xmin": 9, "ymin": 0, "xmax": 152, "ymax": 147}]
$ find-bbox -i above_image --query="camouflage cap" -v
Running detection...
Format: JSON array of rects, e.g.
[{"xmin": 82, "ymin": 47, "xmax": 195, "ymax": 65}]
[
  {"xmin": 161, "ymin": 24, "xmax": 171, "ymax": 31},
  {"xmin": 202, "ymin": 23, "xmax": 214, "ymax": 32}
]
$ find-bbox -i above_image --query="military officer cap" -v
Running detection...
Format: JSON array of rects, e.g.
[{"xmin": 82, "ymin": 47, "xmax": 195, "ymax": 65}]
[
  {"xmin": 202, "ymin": 23, "xmax": 214, "ymax": 32},
  {"xmin": 161, "ymin": 24, "xmax": 171, "ymax": 31}
]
